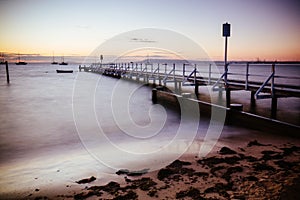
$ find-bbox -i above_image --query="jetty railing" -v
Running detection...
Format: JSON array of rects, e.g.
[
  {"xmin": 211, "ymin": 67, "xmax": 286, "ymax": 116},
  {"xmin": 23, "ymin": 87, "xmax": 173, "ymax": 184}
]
[
  {"xmin": 85, "ymin": 61, "xmax": 300, "ymax": 95},
  {"xmin": 82, "ymin": 61, "xmax": 300, "ymax": 119}
]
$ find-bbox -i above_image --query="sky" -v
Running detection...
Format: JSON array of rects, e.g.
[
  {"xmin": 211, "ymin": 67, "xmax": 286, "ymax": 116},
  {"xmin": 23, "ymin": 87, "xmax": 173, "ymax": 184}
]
[{"xmin": 0, "ymin": 0, "xmax": 299, "ymax": 62}]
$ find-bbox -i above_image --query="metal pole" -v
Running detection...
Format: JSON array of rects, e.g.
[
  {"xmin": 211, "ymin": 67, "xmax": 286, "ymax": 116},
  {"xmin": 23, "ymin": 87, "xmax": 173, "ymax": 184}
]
[
  {"xmin": 223, "ymin": 22, "xmax": 231, "ymax": 108},
  {"xmin": 224, "ymin": 36, "xmax": 228, "ymax": 86}
]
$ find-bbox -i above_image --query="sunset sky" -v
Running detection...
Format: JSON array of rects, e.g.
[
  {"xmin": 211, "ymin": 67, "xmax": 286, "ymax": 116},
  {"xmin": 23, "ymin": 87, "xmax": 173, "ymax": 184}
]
[{"xmin": 0, "ymin": 0, "xmax": 299, "ymax": 61}]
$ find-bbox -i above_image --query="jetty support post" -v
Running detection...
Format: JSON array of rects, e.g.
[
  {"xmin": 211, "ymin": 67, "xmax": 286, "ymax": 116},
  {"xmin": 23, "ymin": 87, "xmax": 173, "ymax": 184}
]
[
  {"xmin": 270, "ymin": 63, "xmax": 277, "ymax": 119},
  {"xmin": 226, "ymin": 88, "xmax": 231, "ymax": 108},
  {"xmin": 174, "ymin": 79, "xmax": 178, "ymax": 93},
  {"xmin": 136, "ymin": 63, "xmax": 139, "ymax": 81},
  {"xmin": 250, "ymin": 90, "xmax": 256, "ymax": 108},
  {"xmin": 163, "ymin": 64, "xmax": 167, "ymax": 87},
  {"xmin": 195, "ymin": 82, "xmax": 199, "ymax": 97},
  {"xmin": 183, "ymin": 63, "xmax": 186, "ymax": 80},
  {"xmin": 178, "ymin": 80, "xmax": 182, "ymax": 94},
  {"xmin": 245, "ymin": 62, "xmax": 249, "ymax": 90},
  {"xmin": 5, "ymin": 61, "xmax": 10, "ymax": 84},
  {"xmin": 145, "ymin": 64, "xmax": 148, "ymax": 83},
  {"xmin": 173, "ymin": 63, "xmax": 176, "ymax": 81},
  {"xmin": 208, "ymin": 64, "xmax": 212, "ymax": 85},
  {"xmin": 271, "ymin": 97, "xmax": 277, "ymax": 119},
  {"xmin": 158, "ymin": 64, "xmax": 162, "ymax": 85},
  {"xmin": 194, "ymin": 64, "xmax": 199, "ymax": 97},
  {"xmin": 152, "ymin": 88, "xmax": 157, "ymax": 104}
]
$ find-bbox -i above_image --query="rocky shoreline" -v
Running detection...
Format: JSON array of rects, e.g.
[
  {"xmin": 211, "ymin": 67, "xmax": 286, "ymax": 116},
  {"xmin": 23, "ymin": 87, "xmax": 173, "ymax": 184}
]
[{"xmin": 45, "ymin": 140, "xmax": 300, "ymax": 200}]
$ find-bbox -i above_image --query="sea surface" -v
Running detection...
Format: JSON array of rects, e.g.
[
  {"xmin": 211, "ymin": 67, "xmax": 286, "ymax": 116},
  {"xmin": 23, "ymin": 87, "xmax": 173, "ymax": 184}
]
[
  {"xmin": 0, "ymin": 63, "xmax": 208, "ymax": 197},
  {"xmin": 0, "ymin": 62, "xmax": 299, "ymax": 197}
]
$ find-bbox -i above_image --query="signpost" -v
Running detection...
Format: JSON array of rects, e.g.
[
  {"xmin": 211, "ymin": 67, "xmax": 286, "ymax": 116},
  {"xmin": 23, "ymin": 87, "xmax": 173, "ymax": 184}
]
[
  {"xmin": 223, "ymin": 23, "xmax": 230, "ymax": 85},
  {"xmin": 223, "ymin": 22, "xmax": 231, "ymax": 107}
]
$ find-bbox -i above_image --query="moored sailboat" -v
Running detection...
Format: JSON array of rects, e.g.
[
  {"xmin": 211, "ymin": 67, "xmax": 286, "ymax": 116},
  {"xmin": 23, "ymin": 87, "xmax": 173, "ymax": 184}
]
[
  {"xmin": 56, "ymin": 55, "xmax": 72, "ymax": 73},
  {"xmin": 59, "ymin": 56, "xmax": 68, "ymax": 65},
  {"xmin": 15, "ymin": 54, "xmax": 27, "ymax": 65},
  {"xmin": 51, "ymin": 52, "xmax": 58, "ymax": 64}
]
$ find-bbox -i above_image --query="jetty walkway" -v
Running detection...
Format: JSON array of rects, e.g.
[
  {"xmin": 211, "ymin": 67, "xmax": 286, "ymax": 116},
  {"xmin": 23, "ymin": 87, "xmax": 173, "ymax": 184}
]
[{"xmin": 80, "ymin": 61, "xmax": 300, "ymax": 133}]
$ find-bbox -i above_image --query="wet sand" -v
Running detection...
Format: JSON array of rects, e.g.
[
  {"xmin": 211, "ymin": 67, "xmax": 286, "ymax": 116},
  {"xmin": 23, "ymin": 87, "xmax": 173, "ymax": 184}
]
[{"xmin": 13, "ymin": 129, "xmax": 300, "ymax": 200}]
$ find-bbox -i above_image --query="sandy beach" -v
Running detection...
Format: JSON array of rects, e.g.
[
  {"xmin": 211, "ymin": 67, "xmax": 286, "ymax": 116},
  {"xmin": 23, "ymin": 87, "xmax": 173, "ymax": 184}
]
[{"xmin": 14, "ymin": 126, "xmax": 299, "ymax": 200}]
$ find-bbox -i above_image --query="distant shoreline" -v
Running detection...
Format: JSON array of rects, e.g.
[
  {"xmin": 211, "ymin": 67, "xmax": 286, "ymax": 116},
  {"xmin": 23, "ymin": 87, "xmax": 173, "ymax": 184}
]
[{"xmin": 1, "ymin": 56, "xmax": 300, "ymax": 65}]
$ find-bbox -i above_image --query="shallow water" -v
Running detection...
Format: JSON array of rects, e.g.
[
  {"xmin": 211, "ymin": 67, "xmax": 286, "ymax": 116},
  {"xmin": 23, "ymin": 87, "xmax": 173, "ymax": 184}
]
[{"xmin": 0, "ymin": 64, "xmax": 212, "ymax": 197}]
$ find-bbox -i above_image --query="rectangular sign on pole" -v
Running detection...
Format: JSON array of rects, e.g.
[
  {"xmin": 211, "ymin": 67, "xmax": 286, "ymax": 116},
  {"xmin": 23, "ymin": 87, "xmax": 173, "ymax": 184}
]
[{"xmin": 223, "ymin": 23, "xmax": 231, "ymax": 37}]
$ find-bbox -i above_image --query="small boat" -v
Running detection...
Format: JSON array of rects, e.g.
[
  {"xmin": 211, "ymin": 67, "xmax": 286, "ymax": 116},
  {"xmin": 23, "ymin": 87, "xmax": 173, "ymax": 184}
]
[
  {"xmin": 51, "ymin": 52, "xmax": 58, "ymax": 65},
  {"xmin": 15, "ymin": 54, "xmax": 27, "ymax": 65},
  {"xmin": 59, "ymin": 56, "xmax": 68, "ymax": 65},
  {"xmin": 59, "ymin": 62, "xmax": 68, "ymax": 65},
  {"xmin": 56, "ymin": 69, "xmax": 73, "ymax": 73},
  {"xmin": 16, "ymin": 61, "xmax": 27, "ymax": 65}
]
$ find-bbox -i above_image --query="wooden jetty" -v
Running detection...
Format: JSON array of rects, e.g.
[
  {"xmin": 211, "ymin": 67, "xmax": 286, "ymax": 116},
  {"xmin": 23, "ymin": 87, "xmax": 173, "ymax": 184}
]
[{"xmin": 81, "ymin": 61, "xmax": 300, "ymax": 125}]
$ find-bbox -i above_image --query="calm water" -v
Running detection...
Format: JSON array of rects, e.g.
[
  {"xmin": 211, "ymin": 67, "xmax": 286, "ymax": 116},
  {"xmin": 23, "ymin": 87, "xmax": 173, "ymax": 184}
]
[
  {"xmin": 0, "ymin": 62, "xmax": 299, "ymax": 197},
  {"xmin": 0, "ymin": 63, "xmax": 210, "ymax": 197}
]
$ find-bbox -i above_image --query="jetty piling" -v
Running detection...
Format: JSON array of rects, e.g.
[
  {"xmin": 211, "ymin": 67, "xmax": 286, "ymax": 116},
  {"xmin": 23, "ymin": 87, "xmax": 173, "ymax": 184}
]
[
  {"xmin": 152, "ymin": 88, "xmax": 157, "ymax": 104},
  {"xmin": 0, "ymin": 61, "xmax": 10, "ymax": 83},
  {"xmin": 6, "ymin": 61, "xmax": 10, "ymax": 83},
  {"xmin": 270, "ymin": 63, "xmax": 277, "ymax": 119}
]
